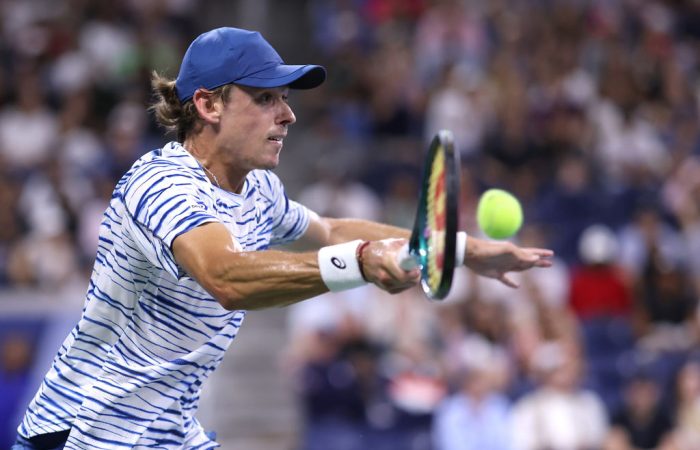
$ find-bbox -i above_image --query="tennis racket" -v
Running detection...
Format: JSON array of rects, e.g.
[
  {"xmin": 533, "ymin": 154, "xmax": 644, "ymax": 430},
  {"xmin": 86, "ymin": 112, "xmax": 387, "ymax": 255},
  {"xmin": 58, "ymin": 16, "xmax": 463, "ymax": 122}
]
[{"xmin": 397, "ymin": 129, "xmax": 460, "ymax": 300}]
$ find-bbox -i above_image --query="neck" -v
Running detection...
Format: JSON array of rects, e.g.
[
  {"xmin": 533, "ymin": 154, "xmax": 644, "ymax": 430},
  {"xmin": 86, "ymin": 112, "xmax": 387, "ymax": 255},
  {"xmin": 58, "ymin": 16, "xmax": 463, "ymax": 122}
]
[{"xmin": 182, "ymin": 138, "xmax": 247, "ymax": 193}]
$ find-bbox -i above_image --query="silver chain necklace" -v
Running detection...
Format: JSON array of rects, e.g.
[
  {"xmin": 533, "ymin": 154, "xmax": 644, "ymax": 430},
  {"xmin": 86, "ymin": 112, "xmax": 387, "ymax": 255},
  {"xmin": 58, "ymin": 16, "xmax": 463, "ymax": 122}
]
[
  {"xmin": 201, "ymin": 164, "xmax": 221, "ymax": 188},
  {"xmin": 187, "ymin": 144, "xmax": 221, "ymax": 188}
]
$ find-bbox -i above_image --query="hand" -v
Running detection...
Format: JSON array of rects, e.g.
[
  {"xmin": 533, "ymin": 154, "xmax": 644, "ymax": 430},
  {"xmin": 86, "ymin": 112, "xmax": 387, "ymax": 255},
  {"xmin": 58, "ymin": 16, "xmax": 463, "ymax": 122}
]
[
  {"xmin": 360, "ymin": 238, "xmax": 421, "ymax": 294},
  {"xmin": 464, "ymin": 237, "xmax": 553, "ymax": 288}
]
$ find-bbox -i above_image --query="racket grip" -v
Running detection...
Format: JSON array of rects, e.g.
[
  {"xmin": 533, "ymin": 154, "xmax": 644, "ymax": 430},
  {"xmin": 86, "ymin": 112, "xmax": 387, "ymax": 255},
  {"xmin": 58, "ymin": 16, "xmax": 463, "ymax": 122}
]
[{"xmin": 397, "ymin": 244, "xmax": 419, "ymax": 270}]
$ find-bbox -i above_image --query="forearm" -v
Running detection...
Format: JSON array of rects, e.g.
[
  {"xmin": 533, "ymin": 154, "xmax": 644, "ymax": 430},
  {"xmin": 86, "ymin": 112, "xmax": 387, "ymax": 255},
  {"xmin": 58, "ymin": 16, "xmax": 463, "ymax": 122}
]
[
  {"xmin": 200, "ymin": 250, "xmax": 328, "ymax": 310},
  {"xmin": 312, "ymin": 217, "xmax": 410, "ymax": 246},
  {"xmin": 174, "ymin": 223, "xmax": 329, "ymax": 310},
  {"xmin": 175, "ymin": 222, "xmax": 419, "ymax": 311}
]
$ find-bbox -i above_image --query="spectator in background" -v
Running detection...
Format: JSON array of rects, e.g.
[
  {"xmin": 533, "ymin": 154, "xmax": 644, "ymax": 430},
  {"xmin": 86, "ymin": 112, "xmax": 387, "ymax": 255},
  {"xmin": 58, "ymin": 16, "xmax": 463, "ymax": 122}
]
[
  {"xmin": 569, "ymin": 224, "xmax": 632, "ymax": 320},
  {"xmin": 380, "ymin": 168, "xmax": 422, "ymax": 229},
  {"xmin": 0, "ymin": 333, "xmax": 34, "ymax": 449},
  {"xmin": 570, "ymin": 224, "xmax": 636, "ymax": 413},
  {"xmin": 298, "ymin": 154, "xmax": 382, "ymax": 222},
  {"xmin": 618, "ymin": 201, "xmax": 688, "ymax": 283},
  {"xmin": 433, "ymin": 336, "xmax": 514, "ymax": 450},
  {"xmin": 535, "ymin": 153, "xmax": 605, "ymax": 264},
  {"xmin": 511, "ymin": 342, "xmax": 609, "ymax": 450},
  {"xmin": 457, "ymin": 224, "xmax": 573, "ymax": 398},
  {"xmin": 7, "ymin": 230, "xmax": 79, "ymax": 289},
  {"xmin": 0, "ymin": 174, "xmax": 27, "ymax": 287},
  {"xmin": 423, "ymin": 62, "xmax": 490, "ymax": 158},
  {"xmin": 413, "ymin": 0, "xmax": 488, "ymax": 87},
  {"xmin": 0, "ymin": 67, "xmax": 58, "ymax": 172},
  {"xmin": 8, "ymin": 156, "xmax": 82, "ymax": 289},
  {"xmin": 101, "ymin": 100, "xmax": 155, "ymax": 179},
  {"xmin": 668, "ymin": 359, "xmax": 700, "ymax": 450},
  {"xmin": 621, "ymin": 204, "xmax": 698, "ymax": 354},
  {"xmin": 366, "ymin": 34, "xmax": 422, "ymax": 138},
  {"xmin": 589, "ymin": 58, "xmax": 671, "ymax": 188},
  {"xmin": 55, "ymin": 89, "xmax": 103, "ymax": 179},
  {"xmin": 635, "ymin": 252, "xmax": 697, "ymax": 353},
  {"xmin": 664, "ymin": 155, "xmax": 700, "ymax": 302},
  {"xmin": 293, "ymin": 332, "xmax": 375, "ymax": 450},
  {"xmin": 605, "ymin": 371, "xmax": 674, "ymax": 450}
]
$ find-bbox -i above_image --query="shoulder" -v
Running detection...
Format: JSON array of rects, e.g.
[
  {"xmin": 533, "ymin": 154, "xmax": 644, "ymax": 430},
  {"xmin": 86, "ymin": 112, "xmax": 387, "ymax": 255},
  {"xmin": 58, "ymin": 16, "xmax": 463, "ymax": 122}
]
[
  {"xmin": 249, "ymin": 170, "xmax": 281, "ymax": 187},
  {"xmin": 120, "ymin": 143, "xmax": 207, "ymax": 193},
  {"xmin": 248, "ymin": 170, "xmax": 285, "ymax": 196}
]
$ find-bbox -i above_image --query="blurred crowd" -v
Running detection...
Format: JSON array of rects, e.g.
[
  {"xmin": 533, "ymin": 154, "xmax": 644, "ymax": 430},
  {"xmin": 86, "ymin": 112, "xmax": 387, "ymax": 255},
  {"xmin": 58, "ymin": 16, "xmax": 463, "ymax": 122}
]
[
  {"xmin": 286, "ymin": 0, "xmax": 700, "ymax": 449},
  {"xmin": 1, "ymin": 0, "xmax": 700, "ymax": 449},
  {"xmin": 0, "ymin": 0, "xmax": 200, "ymax": 290}
]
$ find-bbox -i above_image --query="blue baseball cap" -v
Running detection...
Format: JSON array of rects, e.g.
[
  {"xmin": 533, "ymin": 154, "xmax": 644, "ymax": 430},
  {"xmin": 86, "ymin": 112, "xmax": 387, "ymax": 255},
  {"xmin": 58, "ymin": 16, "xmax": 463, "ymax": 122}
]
[{"xmin": 175, "ymin": 27, "xmax": 326, "ymax": 103}]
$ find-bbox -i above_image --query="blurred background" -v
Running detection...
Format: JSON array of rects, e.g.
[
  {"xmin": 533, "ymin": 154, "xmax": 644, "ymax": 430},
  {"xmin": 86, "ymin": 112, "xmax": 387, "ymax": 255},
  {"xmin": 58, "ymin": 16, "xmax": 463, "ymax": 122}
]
[{"xmin": 1, "ymin": 0, "xmax": 700, "ymax": 449}]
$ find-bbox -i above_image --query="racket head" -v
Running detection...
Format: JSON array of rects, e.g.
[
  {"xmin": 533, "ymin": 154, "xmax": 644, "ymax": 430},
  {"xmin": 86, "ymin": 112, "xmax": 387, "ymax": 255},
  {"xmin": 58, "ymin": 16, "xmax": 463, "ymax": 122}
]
[{"xmin": 408, "ymin": 129, "xmax": 460, "ymax": 300}]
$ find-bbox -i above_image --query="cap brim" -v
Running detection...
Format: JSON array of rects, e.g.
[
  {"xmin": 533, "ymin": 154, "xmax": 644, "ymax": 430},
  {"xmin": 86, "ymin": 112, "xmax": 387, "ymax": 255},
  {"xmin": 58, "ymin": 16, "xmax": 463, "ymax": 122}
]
[{"xmin": 235, "ymin": 64, "xmax": 326, "ymax": 90}]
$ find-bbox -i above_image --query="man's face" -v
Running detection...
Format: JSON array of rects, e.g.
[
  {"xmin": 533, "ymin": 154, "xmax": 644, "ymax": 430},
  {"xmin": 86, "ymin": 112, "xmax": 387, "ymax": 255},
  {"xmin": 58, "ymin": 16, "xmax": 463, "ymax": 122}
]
[{"xmin": 214, "ymin": 85, "xmax": 296, "ymax": 172}]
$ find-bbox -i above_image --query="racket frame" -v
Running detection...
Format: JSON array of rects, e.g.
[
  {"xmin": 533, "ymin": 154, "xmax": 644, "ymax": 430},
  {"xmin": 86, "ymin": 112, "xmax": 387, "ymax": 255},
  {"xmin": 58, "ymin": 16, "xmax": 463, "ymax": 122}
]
[{"xmin": 408, "ymin": 129, "xmax": 460, "ymax": 300}]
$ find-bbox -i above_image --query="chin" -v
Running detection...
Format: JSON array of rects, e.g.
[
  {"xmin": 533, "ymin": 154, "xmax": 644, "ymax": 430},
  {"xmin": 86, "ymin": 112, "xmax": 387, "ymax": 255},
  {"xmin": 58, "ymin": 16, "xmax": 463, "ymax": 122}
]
[
  {"xmin": 260, "ymin": 158, "xmax": 279, "ymax": 170},
  {"xmin": 269, "ymin": 153, "xmax": 282, "ymax": 167}
]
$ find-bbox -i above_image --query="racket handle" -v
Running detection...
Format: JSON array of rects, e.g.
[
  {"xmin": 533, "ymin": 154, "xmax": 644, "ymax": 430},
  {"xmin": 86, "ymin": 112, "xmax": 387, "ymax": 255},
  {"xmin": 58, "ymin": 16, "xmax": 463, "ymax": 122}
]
[{"xmin": 397, "ymin": 244, "xmax": 419, "ymax": 270}]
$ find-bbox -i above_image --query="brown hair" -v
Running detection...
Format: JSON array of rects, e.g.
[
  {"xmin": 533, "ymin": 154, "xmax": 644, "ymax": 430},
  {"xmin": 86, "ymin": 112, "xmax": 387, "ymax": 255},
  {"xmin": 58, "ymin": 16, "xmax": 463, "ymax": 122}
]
[{"xmin": 149, "ymin": 71, "xmax": 233, "ymax": 142}]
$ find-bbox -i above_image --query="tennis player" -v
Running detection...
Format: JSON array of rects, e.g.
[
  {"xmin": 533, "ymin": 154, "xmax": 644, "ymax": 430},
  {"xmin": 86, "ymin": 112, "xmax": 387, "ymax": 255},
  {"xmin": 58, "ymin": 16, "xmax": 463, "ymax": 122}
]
[{"xmin": 13, "ymin": 27, "xmax": 552, "ymax": 449}]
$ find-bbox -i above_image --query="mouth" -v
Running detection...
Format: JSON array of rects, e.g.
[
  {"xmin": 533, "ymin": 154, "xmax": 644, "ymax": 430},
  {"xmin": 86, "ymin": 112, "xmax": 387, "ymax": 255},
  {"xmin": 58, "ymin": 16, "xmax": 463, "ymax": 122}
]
[{"xmin": 267, "ymin": 135, "xmax": 285, "ymax": 143}]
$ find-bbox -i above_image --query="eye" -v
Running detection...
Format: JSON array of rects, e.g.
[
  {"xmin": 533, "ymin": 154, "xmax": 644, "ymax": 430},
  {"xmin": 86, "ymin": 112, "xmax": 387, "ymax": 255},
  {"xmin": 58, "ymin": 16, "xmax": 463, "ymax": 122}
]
[{"xmin": 258, "ymin": 93, "xmax": 274, "ymax": 104}]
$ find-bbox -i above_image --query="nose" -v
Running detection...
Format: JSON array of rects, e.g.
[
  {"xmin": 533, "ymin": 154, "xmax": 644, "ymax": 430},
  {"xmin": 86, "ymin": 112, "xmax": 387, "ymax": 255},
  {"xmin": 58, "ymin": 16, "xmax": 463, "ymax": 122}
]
[{"xmin": 277, "ymin": 101, "xmax": 296, "ymax": 126}]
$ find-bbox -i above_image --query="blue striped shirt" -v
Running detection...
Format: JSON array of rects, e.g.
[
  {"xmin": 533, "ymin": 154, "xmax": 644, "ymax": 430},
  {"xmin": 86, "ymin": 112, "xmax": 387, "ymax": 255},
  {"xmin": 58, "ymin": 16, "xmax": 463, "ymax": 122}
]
[{"xmin": 18, "ymin": 142, "xmax": 311, "ymax": 449}]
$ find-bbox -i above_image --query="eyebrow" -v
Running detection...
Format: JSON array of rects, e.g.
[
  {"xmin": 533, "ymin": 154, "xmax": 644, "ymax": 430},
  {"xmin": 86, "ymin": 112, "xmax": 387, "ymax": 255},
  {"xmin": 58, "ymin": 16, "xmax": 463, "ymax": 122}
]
[{"xmin": 238, "ymin": 85, "xmax": 289, "ymax": 95}]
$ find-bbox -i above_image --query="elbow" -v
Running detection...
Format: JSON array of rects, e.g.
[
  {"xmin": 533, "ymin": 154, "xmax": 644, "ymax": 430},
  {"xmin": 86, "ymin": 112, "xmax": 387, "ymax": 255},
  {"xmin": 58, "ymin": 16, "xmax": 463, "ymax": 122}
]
[
  {"xmin": 208, "ymin": 281, "xmax": 247, "ymax": 311},
  {"xmin": 192, "ymin": 258, "xmax": 251, "ymax": 310},
  {"xmin": 206, "ymin": 278, "xmax": 264, "ymax": 311}
]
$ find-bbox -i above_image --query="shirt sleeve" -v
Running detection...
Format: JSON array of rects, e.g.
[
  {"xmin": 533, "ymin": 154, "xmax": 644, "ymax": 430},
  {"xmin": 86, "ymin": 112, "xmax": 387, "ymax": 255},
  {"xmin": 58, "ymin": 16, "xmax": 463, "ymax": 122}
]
[
  {"xmin": 260, "ymin": 171, "xmax": 311, "ymax": 246},
  {"xmin": 121, "ymin": 160, "xmax": 219, "ymax": 279}
]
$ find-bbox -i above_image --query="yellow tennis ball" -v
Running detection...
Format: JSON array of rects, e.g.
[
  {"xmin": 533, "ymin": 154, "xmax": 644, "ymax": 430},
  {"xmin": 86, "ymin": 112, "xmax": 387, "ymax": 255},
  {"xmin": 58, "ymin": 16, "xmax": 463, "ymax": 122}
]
[{"xmin": 476, "ymin": 189, "xmax": 523, "ymax": 239}]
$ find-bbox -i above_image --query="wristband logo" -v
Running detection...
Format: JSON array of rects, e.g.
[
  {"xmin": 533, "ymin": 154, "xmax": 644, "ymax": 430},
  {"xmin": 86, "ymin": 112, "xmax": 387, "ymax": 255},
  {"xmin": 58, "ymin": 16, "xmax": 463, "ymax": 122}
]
[{"xmin": 331, "ymin": 257, "xmax": 346, "ymax": 269}]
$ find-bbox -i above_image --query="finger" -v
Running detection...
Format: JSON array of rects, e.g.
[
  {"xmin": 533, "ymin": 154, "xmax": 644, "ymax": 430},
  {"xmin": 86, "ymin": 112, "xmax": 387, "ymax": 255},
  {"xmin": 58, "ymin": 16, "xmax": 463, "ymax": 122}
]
[
  {"xmin": 499, "ymin": 274, "xmax": 519, "ymax": 288},
  {"xmin": 386, "ymin": 258, "xmax": 420, "ymax": 282},
  {"xmin": 373, "ymin": 269, "xmax": 419, "ymax": 292},
  {"xmin": 402, "ymin": 270, "xmax": 421, "ymax": 287},
  {"xmin": 534, "ymin": 259, "xmax": 553, "ymax": 268},
  {"xmin": 523, "ymin": 248, "xmax": 554, "ymax": 257},
  {"xmin": 384, "ymin": 278, "xmax": 418, "ymax": 294},
  {"xmin": 388, "ymin": 286, "xmax": 411, "ymax": 294},
  {"xmin": 520, "ymin": 255, "xmax": 554, "ymax": 267}
]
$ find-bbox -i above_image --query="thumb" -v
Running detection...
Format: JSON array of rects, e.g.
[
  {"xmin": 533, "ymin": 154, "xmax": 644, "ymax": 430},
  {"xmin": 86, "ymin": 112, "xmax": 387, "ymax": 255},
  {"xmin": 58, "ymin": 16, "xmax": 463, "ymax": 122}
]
[{"xmin": 499, "ymin": 274, "xmax": 519, "ymax": 289}]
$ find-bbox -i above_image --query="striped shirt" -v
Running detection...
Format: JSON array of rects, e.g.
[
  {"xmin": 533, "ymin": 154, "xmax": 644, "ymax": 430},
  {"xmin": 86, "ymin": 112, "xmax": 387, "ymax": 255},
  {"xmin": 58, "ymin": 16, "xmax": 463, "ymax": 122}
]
[{"xmin": 18, "ymin": 142, "xmax": 311, "ymax": 449}]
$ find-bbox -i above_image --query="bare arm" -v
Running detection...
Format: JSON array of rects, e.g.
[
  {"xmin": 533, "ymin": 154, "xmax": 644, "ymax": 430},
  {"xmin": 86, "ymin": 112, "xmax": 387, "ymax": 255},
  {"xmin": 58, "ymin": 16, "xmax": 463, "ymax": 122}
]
[
  {"xmin": 172, "ymin": 212, "xmax": 553, "ymax": 311},
  {"xmin": 171, "ymin": 216, "xmax": 418, "ymax": 311},
  {"xmin": 301, "ymin": 216, "xmax": 410, "ymax": 246},
  {"xmin": 172, "ymin": 223, "xmax": 326, "ymax": 310}
]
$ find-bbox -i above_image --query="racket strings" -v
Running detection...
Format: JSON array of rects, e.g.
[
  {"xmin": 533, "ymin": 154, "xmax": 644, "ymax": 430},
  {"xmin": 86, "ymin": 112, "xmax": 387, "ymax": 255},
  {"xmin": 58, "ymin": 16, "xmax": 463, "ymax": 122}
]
[{"xmin": 426, "ymin": 149, "xmax": 447, "ymax": 291}]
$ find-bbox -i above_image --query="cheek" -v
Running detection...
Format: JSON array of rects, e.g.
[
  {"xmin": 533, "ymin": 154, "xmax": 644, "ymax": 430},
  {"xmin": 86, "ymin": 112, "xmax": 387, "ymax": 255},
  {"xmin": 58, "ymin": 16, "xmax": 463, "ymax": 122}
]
[{"xmin": 219, "ymin": 118, "xmax": 253, "ymax": 151}]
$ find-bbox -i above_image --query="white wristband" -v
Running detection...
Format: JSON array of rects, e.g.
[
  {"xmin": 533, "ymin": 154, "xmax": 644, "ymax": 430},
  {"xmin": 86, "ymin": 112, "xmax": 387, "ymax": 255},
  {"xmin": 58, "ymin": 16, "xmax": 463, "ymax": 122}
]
[
  {"xmin": 456, "ymin": 231, "xmax": 467, "ymax": 266},
  {"xmin": 318, "ymin": 240, "xmax": 368, "ymax": 292}
]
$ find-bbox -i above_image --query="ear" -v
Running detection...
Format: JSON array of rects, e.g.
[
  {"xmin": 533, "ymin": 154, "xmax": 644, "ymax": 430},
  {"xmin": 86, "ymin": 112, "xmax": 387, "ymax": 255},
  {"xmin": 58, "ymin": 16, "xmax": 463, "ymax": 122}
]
[{"xmin": 192, "ymin": 89, "xmax": 223, "ymax": 124}]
